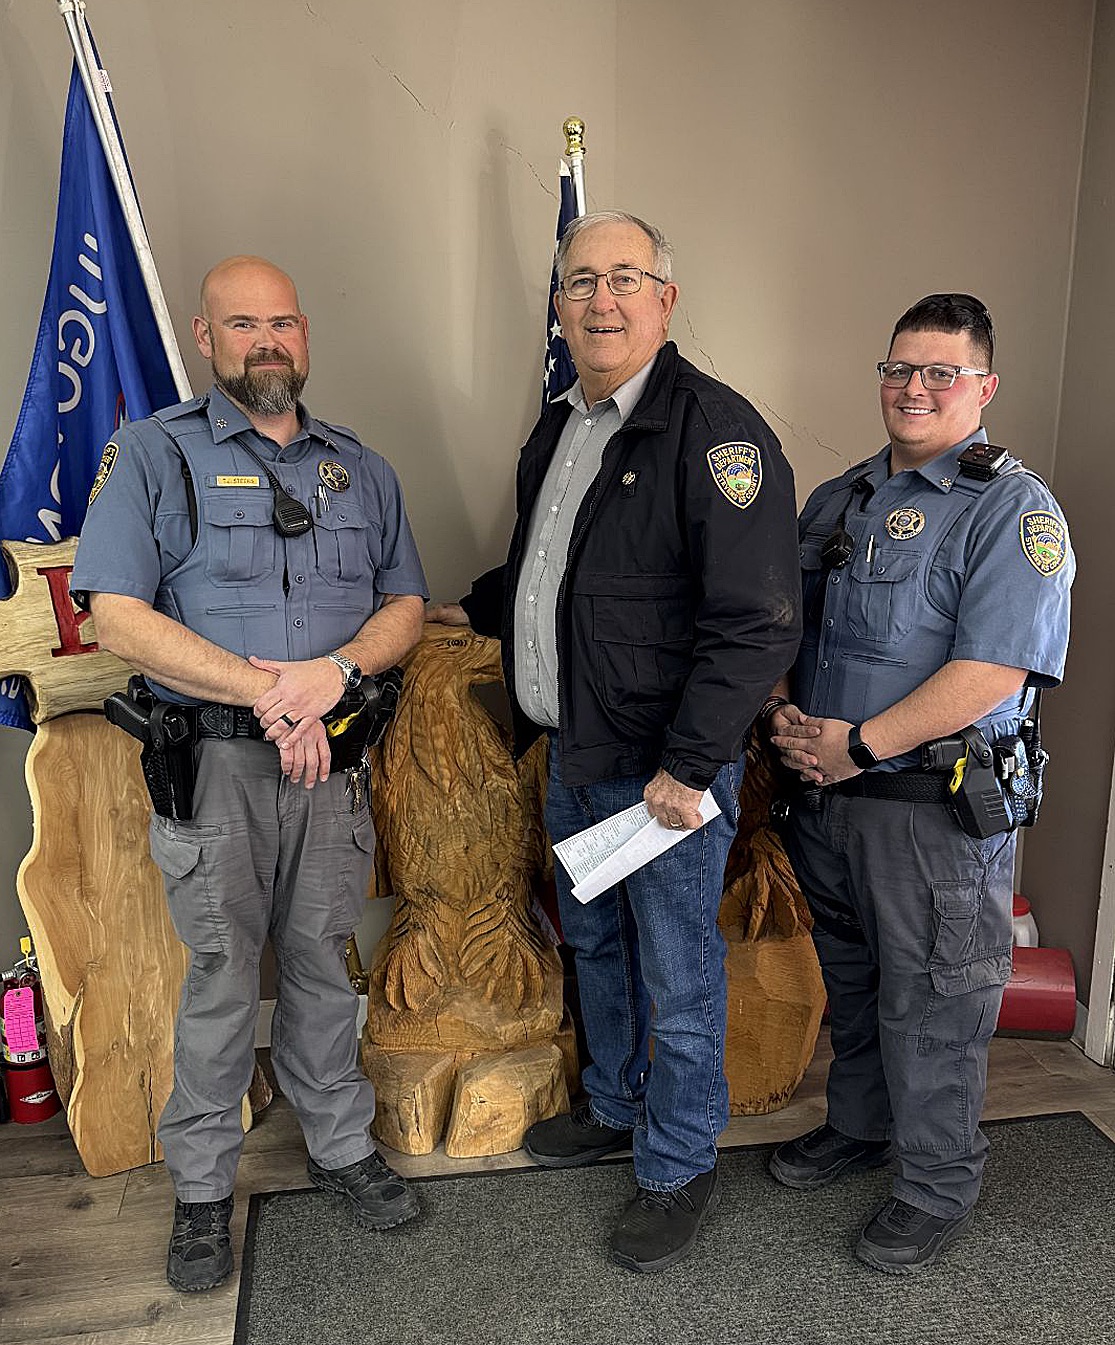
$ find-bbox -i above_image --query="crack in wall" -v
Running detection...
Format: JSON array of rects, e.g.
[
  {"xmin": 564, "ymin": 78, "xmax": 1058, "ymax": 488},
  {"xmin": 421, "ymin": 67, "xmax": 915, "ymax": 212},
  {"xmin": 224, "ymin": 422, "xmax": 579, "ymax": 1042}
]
[
  {"xmin": 360, "ymin": 49, "xmax": 554, "ymax": 200},
  {"xmin": 366, "ymin": 49, "xmax": 437, "ymax": 119},
  {"xmin": 496, "ymin": 139, "xmax": 556, "ymax": 201},
  {"xmin": 682, "ymin": 308, "xmax": 845, "ymax": 463},
  {"xmin": 681, "ymin": 306, "xmax": 721, "ymax": 381}
]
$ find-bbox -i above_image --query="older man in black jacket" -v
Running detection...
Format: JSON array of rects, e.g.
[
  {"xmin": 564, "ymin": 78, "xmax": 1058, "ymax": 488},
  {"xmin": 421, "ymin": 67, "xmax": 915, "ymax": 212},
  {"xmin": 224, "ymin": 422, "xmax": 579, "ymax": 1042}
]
[{"xmin": 432, "ymin": 211, "xmax": 800, "ymax": 1273}]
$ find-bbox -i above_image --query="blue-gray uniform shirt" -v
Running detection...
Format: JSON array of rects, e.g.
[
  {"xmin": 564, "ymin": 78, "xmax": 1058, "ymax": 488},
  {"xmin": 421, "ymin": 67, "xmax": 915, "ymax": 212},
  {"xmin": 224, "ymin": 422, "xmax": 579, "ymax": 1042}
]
[
  {"xmin": 792, "ymin": 428, "xmax": 1074, "ymax": 771},
  {"xmin": 71, "ymin": 386, "xmax": 428, "ymax": 702}
]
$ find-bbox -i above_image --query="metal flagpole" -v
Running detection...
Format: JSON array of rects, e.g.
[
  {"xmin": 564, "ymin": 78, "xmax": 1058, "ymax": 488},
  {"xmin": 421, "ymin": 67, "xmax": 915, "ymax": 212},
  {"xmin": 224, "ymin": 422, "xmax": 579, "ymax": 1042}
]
[
  {"xmin": 56, "ymin": 0, "xmax": 193, "ymax": 401},
  {"xmin": 563, "ymin": 117, "xmax": 587, "ymax": 216}
]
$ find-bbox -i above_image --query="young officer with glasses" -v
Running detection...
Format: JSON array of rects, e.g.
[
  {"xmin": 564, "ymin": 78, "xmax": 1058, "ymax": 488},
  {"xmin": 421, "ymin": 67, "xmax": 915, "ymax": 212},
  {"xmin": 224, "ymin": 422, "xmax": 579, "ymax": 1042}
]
[{"xmin": 764, "ymin": 293, "xmax": 1073, "ymax": 1274}]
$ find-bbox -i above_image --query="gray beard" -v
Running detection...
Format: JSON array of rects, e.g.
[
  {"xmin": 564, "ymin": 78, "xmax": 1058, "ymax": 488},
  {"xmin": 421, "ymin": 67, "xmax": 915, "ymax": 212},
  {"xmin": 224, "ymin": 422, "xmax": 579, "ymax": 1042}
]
[{"xmin": 217, "ymin": 365, "xmax": 307, "ymax": 416}]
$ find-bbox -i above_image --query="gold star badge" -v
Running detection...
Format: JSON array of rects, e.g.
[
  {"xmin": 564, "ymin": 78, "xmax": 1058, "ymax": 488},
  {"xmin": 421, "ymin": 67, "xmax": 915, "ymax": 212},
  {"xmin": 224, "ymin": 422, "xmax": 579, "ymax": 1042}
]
[{"xmin": 318, "ymin": 460, "xmax": 351, "ymax": 492}]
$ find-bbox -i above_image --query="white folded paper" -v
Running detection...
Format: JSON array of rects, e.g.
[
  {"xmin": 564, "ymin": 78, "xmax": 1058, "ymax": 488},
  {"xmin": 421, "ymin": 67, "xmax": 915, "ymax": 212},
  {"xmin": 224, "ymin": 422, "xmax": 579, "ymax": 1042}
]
[{"xmin": 552, "ymin": 791, "xmax": 722, "ymax": 904}]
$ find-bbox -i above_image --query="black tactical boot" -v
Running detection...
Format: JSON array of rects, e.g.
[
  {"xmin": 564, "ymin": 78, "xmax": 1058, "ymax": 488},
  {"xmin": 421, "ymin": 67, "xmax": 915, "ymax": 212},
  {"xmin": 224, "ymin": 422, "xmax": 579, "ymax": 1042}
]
[
  {"xmin": 166, "ymin": 1195, "xmax": 234, "ymax": 1292},
  {"xmin": 769, "ymin": 1122, "xmax": 894, "ymax": 1190},
  {"xmin": 856, "ymin": 1196, "xmax": 974, "ymax": 1275},
  {"xmin": 307, "ymin": 1150, "xmax": 419, "ymax": 1229}
]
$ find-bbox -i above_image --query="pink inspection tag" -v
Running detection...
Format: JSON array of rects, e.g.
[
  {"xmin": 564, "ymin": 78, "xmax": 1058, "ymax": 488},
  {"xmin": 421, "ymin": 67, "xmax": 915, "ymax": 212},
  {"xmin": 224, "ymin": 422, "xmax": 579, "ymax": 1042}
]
[{"xmin": 2, "ymin": 987, "xmax": 42, "ymax": 1058}]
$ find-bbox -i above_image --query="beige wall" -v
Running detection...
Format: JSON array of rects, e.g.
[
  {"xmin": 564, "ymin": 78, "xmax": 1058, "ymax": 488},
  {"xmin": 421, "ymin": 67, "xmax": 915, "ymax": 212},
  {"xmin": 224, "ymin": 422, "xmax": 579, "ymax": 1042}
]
[
  {"xmin": 615, "ymin": 0, "xmax": 1092, "ymax": 496},
  {"xmin": 0, "ymin": 2, "xmax": 1104, "ymax": 990},
  {"xmin": 1023, "ymin": 0, "xmax": 1114, "ymax": 993}
]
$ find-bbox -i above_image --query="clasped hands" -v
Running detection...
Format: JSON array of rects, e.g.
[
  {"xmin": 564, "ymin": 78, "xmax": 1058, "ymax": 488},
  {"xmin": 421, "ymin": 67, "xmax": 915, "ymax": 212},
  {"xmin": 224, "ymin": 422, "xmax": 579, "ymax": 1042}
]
[
  {"xmin": 768, "ymin": 705, "xmax": 860, "ymax": 786},
  {"xmin": 248, "ymin": 654, "xmax": 347, "ymax": 787}
]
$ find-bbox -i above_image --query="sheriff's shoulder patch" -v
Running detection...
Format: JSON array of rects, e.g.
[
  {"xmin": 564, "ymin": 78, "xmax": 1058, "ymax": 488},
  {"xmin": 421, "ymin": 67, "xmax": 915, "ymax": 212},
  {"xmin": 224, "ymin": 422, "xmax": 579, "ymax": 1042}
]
[
  {"xmin": 88, "ymin": 442, "xmax": 119, "ymax": 507},
  {"xmin": 1019, "ymin": 511, "xmax": 1067, "ymax": 576},
  {"xmin": 707, "ymin": 442, "xmax": 761, "ymax": 511}
]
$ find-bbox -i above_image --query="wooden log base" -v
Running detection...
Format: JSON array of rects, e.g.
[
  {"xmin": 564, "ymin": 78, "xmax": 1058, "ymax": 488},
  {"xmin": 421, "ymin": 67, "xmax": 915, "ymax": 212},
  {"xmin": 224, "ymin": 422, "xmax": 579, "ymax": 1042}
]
[
  {"xmin": 362, "ymin": 1044, "xmax": 461, "ymax": 1156},
  {"xmin": 723, "ymin": 933, "xmax": 826, "ymax": 1116},
  {"xmin": 443, "ymin": 1044, "xmax": 568, "ymax": 1159}
]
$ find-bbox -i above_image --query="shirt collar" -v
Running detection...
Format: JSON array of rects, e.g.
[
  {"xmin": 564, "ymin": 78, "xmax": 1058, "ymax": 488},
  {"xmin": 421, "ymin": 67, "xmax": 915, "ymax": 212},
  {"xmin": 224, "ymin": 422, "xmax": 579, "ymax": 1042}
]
[
  {"xmin": 905, "ymin": 427, "xmax": 989, "ymax": 492},
  {"xmin": 204, "ymin": 385, "xmax": 330, "ymax": 450},
  {"xmin": 556, "ymin": 353, "xmax": 659, "ymax": 426}
]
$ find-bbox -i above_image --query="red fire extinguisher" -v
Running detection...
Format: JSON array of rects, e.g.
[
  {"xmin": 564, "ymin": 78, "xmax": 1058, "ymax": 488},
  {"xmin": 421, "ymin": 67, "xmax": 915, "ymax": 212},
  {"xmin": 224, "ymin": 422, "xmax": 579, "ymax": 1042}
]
[{"xmin": 1, "ymin": 937, "xmax": 62, "ymax": 1124}]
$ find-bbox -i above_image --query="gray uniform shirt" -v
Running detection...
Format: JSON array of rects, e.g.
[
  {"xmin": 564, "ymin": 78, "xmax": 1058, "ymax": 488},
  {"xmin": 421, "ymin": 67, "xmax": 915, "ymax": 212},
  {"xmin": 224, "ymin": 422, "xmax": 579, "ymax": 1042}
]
[{"xmin": 514, "ymin": 359, "xmax": 656, "ymax": 727}]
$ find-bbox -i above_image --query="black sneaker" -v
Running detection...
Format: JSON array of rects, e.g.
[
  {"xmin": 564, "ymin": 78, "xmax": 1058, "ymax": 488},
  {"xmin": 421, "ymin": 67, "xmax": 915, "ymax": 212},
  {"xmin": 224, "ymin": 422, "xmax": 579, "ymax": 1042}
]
[
  {"xmin": 307, "ymin": 1150, "xmax": 419, "ymax": 1230},
  {"xmin": 523, "ymin": 1103, "xmax": 634, "ymax": 1168},
  {"xmin": 856, "ymin": 1196, "xmax": 974, "ymax": 1275},
  {"xmin": 610, "ymin": 1166, "xmax": 719, "ymax": 1273},
  {"xmin": 769, "ymin": 1122, "xmax": 894, "ymax": 1190},
  {"xmin": 166, "ymin": 1195, "xmax": 234, "ymax": 1293}
]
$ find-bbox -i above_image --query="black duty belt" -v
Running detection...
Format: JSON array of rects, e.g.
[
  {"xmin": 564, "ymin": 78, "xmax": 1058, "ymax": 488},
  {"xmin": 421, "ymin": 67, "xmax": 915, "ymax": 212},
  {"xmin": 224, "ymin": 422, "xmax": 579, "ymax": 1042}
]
[
  {"xmin": 196, "ymin": 703, "xmax": 265, "ymax": 740},
  {"xmin": 835, "ymin": 771, "xmax": 950, "ymax": 803}
]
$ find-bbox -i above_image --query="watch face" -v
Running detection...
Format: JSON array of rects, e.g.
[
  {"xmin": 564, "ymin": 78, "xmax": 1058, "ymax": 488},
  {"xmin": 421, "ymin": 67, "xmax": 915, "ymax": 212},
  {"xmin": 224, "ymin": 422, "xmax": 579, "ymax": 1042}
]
[
  {"xmin": 331, "ymin": 654, "xmax": 360, "ymax": 689},
  {"xmin": 848, "ymin": 727, "xmax": 878, "ymax": 769}
]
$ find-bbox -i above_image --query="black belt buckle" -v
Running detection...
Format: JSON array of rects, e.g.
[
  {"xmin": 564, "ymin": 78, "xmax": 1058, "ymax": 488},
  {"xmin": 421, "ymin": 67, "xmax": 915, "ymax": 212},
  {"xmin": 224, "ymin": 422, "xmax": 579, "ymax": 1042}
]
[{"xmin": 198, "ymin": 703, "xmax": 236, "ymax": 738}]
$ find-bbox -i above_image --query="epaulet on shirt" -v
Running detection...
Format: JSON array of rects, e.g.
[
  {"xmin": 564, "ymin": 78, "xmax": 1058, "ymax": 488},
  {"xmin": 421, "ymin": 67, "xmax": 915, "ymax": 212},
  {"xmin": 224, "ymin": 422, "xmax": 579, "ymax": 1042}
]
[
  {"xmin": 316, "ymin": 418, "xmax": 365, "ymax": 453},
  {"xmin": 154, "ymin": 395, "xmax": 208, "ymax": 423}
]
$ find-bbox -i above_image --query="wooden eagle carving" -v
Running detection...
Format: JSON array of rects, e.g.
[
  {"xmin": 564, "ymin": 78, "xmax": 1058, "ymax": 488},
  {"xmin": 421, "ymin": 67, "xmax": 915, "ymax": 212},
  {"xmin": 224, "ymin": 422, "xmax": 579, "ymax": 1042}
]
[{"xmin": 367, "ymin": 623, "xmax": 561, "ymax": 1046}]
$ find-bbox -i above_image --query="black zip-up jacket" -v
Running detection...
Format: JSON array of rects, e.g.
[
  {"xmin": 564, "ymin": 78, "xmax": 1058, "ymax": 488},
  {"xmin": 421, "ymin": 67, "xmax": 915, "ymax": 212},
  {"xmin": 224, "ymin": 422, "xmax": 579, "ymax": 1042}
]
[{"xmin": 463, "ymin": 341, "xmax": 802, "ymax": 789}]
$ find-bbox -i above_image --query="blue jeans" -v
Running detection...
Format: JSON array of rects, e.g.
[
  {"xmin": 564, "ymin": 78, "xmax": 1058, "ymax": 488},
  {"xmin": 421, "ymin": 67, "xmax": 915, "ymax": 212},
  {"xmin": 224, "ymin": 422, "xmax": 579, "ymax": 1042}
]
[{"xmin": 545, "ymin": 739, "xmax": 742, "ymax": 1191}]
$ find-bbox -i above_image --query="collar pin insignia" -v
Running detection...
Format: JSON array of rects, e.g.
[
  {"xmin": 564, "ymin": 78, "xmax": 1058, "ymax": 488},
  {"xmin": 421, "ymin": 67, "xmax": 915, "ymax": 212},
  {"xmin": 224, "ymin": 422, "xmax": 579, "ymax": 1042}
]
[{"xmin": 216, "ymin": 417, "xmax": 228, "ymax": 429}]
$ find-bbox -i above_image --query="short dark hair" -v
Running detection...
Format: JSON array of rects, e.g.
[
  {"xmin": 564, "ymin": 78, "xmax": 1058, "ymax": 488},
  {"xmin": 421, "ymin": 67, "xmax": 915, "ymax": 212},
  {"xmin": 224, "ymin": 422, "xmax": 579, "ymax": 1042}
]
[{"xmin": 890, "ymin": 293, "xmax": 995, "ymax": 370}]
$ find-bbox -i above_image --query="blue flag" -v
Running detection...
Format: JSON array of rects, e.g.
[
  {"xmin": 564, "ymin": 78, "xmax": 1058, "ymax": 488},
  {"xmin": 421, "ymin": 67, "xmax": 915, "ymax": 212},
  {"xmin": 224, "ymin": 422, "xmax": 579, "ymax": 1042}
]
[
  {"xmin": 0, "ymin": 60, "xmax": 179, "ymax": 730},
  {"xmin": 541, "ymin": 161, "xmax": 577, "ymax": 409}
]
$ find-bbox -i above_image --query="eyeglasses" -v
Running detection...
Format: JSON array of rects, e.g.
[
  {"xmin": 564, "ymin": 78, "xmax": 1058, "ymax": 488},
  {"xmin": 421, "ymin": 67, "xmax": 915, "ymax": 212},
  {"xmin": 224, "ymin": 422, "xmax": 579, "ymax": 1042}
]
[
  {"xmin": 877, "ymin": 361, "xmax": 990, "ymax": 390},
  {"xmin": 559, "ymin": 267, "xmax": 667, "ymax": 301}
]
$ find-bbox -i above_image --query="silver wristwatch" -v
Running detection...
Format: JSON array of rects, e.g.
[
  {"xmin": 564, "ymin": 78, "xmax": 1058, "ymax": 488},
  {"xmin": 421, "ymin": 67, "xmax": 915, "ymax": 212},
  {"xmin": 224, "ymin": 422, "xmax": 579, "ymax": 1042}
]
[{"xmin": 325, "ymin": 651, "xmax": 362, "ymax": 692}]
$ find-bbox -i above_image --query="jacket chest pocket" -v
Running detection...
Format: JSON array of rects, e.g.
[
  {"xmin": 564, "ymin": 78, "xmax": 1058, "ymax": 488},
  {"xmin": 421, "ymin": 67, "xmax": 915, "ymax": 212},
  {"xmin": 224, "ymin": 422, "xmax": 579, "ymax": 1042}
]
[
  {"xmin": 203, "ymin": 494, "xmax": 276, "ymax": 586},
  {"xmin": 313, "ymin": 506, "xmax": 373, "ymax": 586},
  {"xmin": 846, "ymin": 547, "xmax": 921, "ymax": 643},
  {"xmin": 592, "ymin": 586, "xmax": 693, "ymax": 709}
]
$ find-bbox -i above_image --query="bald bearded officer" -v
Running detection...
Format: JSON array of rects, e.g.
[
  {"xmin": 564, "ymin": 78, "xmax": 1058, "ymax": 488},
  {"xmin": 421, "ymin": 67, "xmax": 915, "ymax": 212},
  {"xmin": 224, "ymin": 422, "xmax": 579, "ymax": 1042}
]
[
  {"xmin": 71, "ymin": 257, "xmax": 427, "ymax": 1292},
  {"xmin": 766, "ymin": 294, "xmax": 1073, "ymax": 1275}
]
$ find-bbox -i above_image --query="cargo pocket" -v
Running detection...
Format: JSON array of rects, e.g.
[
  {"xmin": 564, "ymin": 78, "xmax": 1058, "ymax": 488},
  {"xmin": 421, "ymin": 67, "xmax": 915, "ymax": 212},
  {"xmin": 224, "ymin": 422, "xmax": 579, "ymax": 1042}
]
[
  {"xmin": 148, "ymin": 817, "xmax": 223, "ymax": 953},
  {"xmin": 922, "ymin": 879, "xmax": 1012, "ymax": 1045},
  {"xmin": 330, "ymin": 811, "xmax": 376, "ymax": 935}
]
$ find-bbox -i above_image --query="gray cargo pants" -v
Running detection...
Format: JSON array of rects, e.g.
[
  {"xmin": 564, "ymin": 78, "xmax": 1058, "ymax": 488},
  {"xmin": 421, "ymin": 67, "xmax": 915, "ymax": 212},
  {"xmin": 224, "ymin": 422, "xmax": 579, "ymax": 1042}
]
[
  {"xmin": 783, "ymin": 791, "xmax": 1015, "ymax": 1217},
  {"xmin": 150, "ymin": 738, "xmax": 376, "ymax": 1201}
]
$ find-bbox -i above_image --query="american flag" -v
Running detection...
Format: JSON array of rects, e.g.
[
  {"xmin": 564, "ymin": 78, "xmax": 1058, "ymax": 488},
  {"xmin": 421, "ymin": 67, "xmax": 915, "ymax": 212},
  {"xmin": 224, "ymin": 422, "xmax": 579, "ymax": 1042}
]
[{"xmin": 541, "ymin": 161, "xmax": 577, "ymax": 408}]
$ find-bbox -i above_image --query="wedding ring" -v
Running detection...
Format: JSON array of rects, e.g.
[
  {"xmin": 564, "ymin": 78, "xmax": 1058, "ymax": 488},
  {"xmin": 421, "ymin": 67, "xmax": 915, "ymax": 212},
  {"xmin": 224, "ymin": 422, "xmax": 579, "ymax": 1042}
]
[{"xmin": 281, "ymin": 713, "xmax": 297, "ymax": 728}]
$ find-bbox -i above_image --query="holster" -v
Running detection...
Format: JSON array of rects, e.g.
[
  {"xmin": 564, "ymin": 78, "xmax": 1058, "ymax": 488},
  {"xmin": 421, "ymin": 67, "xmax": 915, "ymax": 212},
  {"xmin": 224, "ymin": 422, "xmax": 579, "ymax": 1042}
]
[
  {"xmin": 322, "ymin": 667, "xmax": 404, "ymax": 772},
  {"xmin": 104, "ymin": 677, "xmax": 197, "ymax": 821}
]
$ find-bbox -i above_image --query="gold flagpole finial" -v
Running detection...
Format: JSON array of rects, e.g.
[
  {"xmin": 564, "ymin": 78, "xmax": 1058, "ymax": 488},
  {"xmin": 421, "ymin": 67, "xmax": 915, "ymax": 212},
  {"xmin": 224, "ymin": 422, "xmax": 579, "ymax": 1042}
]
[{"xmin": 563, "ymin": 117, "xmax": 585, "ymax": 158}]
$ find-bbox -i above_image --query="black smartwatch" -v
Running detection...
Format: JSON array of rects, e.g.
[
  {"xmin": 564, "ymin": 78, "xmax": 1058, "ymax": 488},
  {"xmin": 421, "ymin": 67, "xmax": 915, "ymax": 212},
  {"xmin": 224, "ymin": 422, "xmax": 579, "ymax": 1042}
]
[{"xmin": 847, "ymin": 725, "xmax": 880, "ymax": 770}]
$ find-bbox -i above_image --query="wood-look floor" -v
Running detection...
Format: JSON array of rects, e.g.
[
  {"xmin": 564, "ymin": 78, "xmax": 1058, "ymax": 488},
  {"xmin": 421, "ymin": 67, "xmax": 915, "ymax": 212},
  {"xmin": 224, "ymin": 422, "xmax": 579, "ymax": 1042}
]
[{"xmin": 3, "ymin": 1031, "xmax": 1114, "ymax": 1344}]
